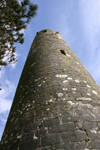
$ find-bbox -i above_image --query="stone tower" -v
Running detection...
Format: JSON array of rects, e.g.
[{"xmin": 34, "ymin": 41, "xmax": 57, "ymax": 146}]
[{"xmin": 1, "ymin": 29, "xmax": 100, "ymax": 150}]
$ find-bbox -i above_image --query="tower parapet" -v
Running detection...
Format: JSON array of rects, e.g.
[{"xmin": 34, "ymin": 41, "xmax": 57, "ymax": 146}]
[{"xmin": 1, "ymin": 29, "xmax": 100, "ymax": 149}]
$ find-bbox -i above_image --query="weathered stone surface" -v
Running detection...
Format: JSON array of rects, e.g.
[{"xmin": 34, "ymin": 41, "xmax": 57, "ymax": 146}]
[
  {"xmin": 43, "ymin": 117, "xmax": 59, "ymax": 127},
  {"xmin": 1, "ymin": 29, "xmax": 100, "ymax": 149},
  {"xmin": 88, "ymin": 141, "xmax": 100, "ymax": 149},
  {"xmin": 61, "ymin": 130, "xmax": 87, "ymax": 142},
  {"xmin": 19, "ymin": 139, "xmax": 39, "ymax": 150},
  {"xmin": 58, "ymin": 122, "xmax": 75, "ymax": 132},
  {"xmin": 42, "ymin": 133, "xmax": 60, "ymax": 146}
]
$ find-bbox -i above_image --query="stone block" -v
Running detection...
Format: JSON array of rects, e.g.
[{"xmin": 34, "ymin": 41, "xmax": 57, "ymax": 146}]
[
  {"xmin": 19, "ymin": 139, "xmax": 39, "ymax": 150},
  {"xmin": 58, "ymin": 122, "xmax": 75, "ymax": 132},
  {"xmin": 83, "ymin": 121, "xmax": 97, "ymax": 130},
  {"xmin": 61, "ymin": 130, "xmax": 87, "ymax": 142},
  {"xmin": 48, "ymin": 125, "xmax": 59, "ymax": 133},
  {"xmin": 36, "ymin": 128, "xmax": 47, "ymax": 137},
  {"xmin": 42, "ymin": 134, "xmax": 60, "ymax": 146},
  {"xmin": 62, "ymin": 114, "xmax": 80, "ymax": 123},
  {"xmin": 88, "ymin": 141, "xmax": 100, "ymax": 149},
  {"xmin": 43, "ymin": 117, "xmax": 59, "ymax": 127}
]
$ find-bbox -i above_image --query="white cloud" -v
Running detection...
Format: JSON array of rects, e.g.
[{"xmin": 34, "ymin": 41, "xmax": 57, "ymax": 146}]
[
  {"xmin": 0, "ymin": 99, "xmax": 12, "ymax": 114},
  {"xmin": 0, "ymin": 68, "xmax": 15, "ymax": 139},
  {"xmin": 79, "ymin": 0, "xmax": 100, "ymax": 48},
  {"xmin": 17, "ymin": 0, "xmax": 22, "ymax": 5},
  {"xmin": 0, "ymin": 68, "xmax": 15, "ymax": 114},
  {"xmin": 79, "ymin": 0, "xmax": 100, "ymax": 85},
  {"xmin": 20, "ymin": 28, "xmax": 25, "ymax": 34}
]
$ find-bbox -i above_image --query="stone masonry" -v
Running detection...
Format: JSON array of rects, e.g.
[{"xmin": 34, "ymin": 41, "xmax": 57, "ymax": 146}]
[{"xmin": 1, "ymin": 29, "xmax": 100, "ymax": 150}]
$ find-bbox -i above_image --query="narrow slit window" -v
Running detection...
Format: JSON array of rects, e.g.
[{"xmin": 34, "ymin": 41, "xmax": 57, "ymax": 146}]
[{"xmin": 60, "ymin": 50, "xmax": 66, "ymax": 55}]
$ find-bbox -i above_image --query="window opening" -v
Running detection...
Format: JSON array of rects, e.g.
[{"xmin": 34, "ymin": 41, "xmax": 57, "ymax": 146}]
[{"xmin": 60, "ymin": 50, "xmax": 66, "ymax": 55}]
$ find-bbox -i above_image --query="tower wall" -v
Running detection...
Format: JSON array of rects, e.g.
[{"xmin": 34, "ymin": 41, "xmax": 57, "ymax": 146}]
[{"xmin": 1, "ymin": 29, "xmax": 100, "ymax": 149}]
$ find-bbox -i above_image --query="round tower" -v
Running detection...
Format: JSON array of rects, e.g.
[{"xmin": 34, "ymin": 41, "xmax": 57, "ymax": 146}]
[{"xmin": 1, "ymin": 29, "xmax": 100, "ymax": 150}]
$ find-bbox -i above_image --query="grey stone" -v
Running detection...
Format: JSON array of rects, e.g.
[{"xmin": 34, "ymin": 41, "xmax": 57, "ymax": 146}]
[
  {"xmin": 19, "ymin": 139, "xmax": 39, "ymax": 150},
  {"xmin": 43, "ymin": 117, "xmax": 60, "ymax": 127},
  {"xmin": 88, "ymin": 141, "xmax": 100, "ymax": 149},
  {"xmin": 42, "ymin": 133, "xmax": 60, "ymax": 146},
  {"xmin": 83, "ymin": 121, "xmax": 97, "ymax": 130},
  {"xmin": 58, "ymin": 122, "xmax": 75, "ymax": 132},
  {"xmin": 87, "ymin": 131, "xmax": 100, "ymax": 141},
  {"xmin": 61, "ymin": 130, "xmax": 87, "ymax": 142},
  {"xmin": 62, "ymin": 114, "xmax": 80, "ymax": 123},
  {"xmin": 48, "ymin": 125, "xmax": 59, "ymax": 133}
]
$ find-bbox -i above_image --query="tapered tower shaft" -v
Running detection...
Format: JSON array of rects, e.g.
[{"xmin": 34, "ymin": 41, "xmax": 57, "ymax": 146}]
[{"xmin": 1, "ymin": 29, "xmax": 100, "ymax": 150}]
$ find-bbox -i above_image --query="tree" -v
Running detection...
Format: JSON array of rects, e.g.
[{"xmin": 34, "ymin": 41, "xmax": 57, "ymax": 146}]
[{"xmin": 0, "ymin": 0, "xmax": 38, "ymax": 69}]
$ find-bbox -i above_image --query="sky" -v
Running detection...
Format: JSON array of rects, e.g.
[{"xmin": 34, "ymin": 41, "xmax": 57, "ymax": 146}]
[{"xmin": 0, "ymin": 0, "xmax": 100, "ymax": 140}]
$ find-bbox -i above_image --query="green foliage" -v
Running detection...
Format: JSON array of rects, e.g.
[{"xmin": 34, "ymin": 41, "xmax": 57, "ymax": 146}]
[
  {"xmin": 88, "ymin": 137, "xmax": 91, "ymax": 141},
  {"xmin": 0, "ymin": 0, "xmax": 38, "ymax": 69},
  {"xmin": 43, "ymin": 29, "xmax": 47, "ymax": 33}
]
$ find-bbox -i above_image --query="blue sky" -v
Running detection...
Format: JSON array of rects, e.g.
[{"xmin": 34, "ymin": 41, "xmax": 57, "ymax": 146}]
[{"xmin": 0, "ymin": 0, "xmax": 100, "ymax": 139}]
